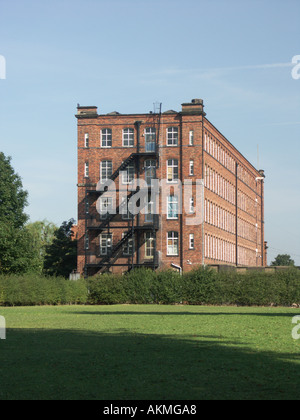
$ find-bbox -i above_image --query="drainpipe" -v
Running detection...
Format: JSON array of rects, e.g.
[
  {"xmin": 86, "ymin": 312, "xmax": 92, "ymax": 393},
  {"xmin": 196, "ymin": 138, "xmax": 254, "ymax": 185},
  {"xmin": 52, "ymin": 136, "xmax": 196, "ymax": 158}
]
[
  {"xmin": 179, "ymin": 115, "xmax": 184, "ymax": 273},
  {"xmin": 171, "ymin": 263, "xmax": 183, "ymax": 276},
  {"xmin": 235, "ymin": 162, "xmax": 238, "ymax": 267},
  {"xmin": 135, "ymin": 121, "xmax": 142, "ymax": 266},
  {"xmin": 201, "ymin": 114, "xmax": 205, "ymax": 266}
]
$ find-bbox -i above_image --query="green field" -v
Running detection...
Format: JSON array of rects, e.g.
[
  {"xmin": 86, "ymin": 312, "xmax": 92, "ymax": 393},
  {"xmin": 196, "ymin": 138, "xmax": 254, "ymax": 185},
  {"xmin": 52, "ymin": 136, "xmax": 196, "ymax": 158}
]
[{"xmin": 1, "ymin": 305, "xmax": 300, "ymax": 400}]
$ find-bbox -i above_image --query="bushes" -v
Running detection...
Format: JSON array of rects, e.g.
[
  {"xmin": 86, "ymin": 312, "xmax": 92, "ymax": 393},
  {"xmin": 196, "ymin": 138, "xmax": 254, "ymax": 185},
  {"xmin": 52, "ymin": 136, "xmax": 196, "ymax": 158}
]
[
  {"xmin": 1, "ymin": 267, "xmax": 300, "ymax": 307},
  {"xmin": 0, "ymin": 274, "xmax": 88, "ymax": 306}
]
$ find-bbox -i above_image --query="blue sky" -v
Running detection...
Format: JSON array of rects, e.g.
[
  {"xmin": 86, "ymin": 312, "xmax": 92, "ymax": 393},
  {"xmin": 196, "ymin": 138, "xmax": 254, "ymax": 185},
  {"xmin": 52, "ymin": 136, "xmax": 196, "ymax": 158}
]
[{"xmin": 0, "ymin": 0, "xmax": 299, "ymax": 264}]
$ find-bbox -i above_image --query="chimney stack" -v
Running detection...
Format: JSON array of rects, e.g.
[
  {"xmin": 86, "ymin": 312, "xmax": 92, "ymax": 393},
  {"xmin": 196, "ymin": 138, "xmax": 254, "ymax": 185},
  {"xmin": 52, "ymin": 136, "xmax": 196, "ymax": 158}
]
[{"xmin": 181, "ymin": 98, "xmax": 206, "ymax": 116}]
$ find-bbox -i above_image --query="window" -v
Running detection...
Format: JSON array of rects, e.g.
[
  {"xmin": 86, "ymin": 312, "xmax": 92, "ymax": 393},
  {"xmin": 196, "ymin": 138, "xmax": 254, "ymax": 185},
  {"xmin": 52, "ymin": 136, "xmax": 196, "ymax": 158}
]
[
  {"xmin": 145, "ymin": 194, "xmax": 154, "ymax": 223},
  {"xmin": 190, "ymin": 197, "xmax": 195, "ymax": 214},
  {"xmin": 84, "ymin": 133, "xmax": 89, "ymax": 148},
  {"xmin": 189, "ymin": 160, "xmax": 194, "ymax": 176},
  {"xmin": 145, "ymin": 232, "xmax": 155, "ymax": 258},
  {"xmin": 101, "ymin": 129, "xmax": 112, "ymax": 148},
  {"xmin": 144, "ymin": 159, "xmax": 156, "ymax": 186},
  {"xmin": 167, "ymin": 195, "xmax": 179, "ymax": 219},
  {"xmin": 84, "ymin": 234, "xmax": 89, "ymax": 250},
  {"xmin": 123, "ymin": 128, "xmax": 134, "ymax": 147},
  {"xmin": 189, "ymin": 234, "xmax": 194, "ymax": 250},
  {"xmin": 167, "ymin": 231, "xmax": 179, "ymax": 256},
  {"xmin": 100, "ymin": 160, "xmax": 113, "ymax": 183},
  {"xmin": 189, "ymin": 130, "xmax": 194, "ymax": 146},
  {"xmin": 167, "ymin": 159, "xmax": 178, "ymax": 183},
  {"xmin": 100, "ymin": 234, "xmax": 112, "ymax": 256},
  {"xmin": 145, "ymin": 128, "xmax": 156, "ymax": 152},
  {"xmin": 121, "ymin": 196, "xmax": 132, "ymax": 220},
  {"xmin": 99, "ymin": 197, "xmax": 113, "ymax": 219},
  {"xmin": 123, "ymin": 233, "xmax": 134, "ymax": 256},
  {"xmin": 122, "ymin": 163, "xmax": 135, "ymax": 184},
  {"xmin": 167, "ymin": 127, "xmax": 178, "ymax": 146},
  {"xmin": 84, "ymin": 162, "xmax": 89, "ymax": 178}
]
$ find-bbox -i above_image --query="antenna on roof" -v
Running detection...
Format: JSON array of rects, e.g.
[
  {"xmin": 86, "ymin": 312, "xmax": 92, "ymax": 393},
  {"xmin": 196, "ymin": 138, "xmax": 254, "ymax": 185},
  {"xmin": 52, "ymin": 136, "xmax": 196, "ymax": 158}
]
[{"xmin": 153, "ymin": 102, "xmax": 162, "ymax": 114}]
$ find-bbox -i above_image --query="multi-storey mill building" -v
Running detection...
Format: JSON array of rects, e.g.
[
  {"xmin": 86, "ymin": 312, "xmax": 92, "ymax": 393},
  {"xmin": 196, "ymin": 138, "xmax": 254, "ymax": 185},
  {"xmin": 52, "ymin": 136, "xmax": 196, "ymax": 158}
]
[{"xmin": 76, "ymin": 99, "xmax": 267, "ymax": 276}]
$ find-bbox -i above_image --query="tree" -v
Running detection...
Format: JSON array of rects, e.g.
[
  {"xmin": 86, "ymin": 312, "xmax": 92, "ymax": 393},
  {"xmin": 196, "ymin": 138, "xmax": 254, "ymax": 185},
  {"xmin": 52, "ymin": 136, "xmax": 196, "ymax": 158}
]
[
  {"xmin": 0, "ymin": 223, "xmax": 41, "ymax": 274},
  {"xmin": 0, "ymin": 152, "xmax": 28, "ymax": 229},
  {"xmin": 0, "ymin": 152, "xmax": 37, "ymax": 274},
  {"xmin": 271, "ymin": 254, "xmax": 295, "ymax": 267},
  {"xmin": 25, "ymin": 220, "xmax": 57, "ymax": 274},
  {"xmin": 43, "ymin": 219, "xmax": 77, "ymax": 278}
]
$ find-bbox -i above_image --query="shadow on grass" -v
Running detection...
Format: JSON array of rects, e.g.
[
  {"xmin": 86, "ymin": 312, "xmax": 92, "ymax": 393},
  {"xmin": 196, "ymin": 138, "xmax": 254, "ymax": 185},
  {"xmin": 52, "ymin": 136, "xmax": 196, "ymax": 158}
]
[
  {"xmin": 70, "ymin": 310, "xmax": 299, "ymax": 318},
  {"xmin": 1, "ymin": 327, "xmax": 300, "ymax": 400}
]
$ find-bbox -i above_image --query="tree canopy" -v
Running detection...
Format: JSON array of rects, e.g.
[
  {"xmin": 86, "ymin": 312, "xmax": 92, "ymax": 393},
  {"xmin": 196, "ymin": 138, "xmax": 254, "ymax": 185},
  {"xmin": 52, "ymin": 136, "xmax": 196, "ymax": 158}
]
[
  {"xmin": 271, "ymin": 254, "xmax": 295, "ymax": 267},
  {"xmin": 43, "ymin": 219, "xmax": 77, "ymax": 278},
  {"xmin": 0, "ymin": 152, "xmax": 28, "ymax": 229}
]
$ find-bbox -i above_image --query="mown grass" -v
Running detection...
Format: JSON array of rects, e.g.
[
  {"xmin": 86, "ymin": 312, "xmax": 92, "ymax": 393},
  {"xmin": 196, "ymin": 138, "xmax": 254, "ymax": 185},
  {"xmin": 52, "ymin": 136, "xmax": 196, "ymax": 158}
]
[{"xmin": 1, "ymin": 305, "xmax": 300, "ymax": 400}]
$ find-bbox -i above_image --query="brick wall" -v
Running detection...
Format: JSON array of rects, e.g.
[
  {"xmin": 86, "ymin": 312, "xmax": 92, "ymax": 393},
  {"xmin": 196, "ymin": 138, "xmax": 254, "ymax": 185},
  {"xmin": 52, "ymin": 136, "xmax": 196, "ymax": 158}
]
[{"xmin": 76, "ymin": 100, "xmax": 266, "ymax": 276}]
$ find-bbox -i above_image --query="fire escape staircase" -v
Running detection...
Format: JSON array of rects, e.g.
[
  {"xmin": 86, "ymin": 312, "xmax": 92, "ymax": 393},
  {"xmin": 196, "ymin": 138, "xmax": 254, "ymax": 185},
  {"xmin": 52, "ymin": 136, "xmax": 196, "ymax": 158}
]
[{"xmin": 85, "ymin": 109, "xmax": 161, "ymax": 274}]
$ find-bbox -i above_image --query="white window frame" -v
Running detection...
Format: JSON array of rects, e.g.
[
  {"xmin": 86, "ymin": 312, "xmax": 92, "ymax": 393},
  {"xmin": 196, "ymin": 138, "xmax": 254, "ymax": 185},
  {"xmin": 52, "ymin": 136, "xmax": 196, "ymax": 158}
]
[
  {"xmin": 144, "ymin": 159, "xmax": 156, "ymax": 186},
  {"xmin": 122, "ymin": 162, "xmax": 135, "ymax": 184},
  {"xmin": 145, "ymin": 127, "xmax": 156, "ymax": 152},
  {"xmin": 167, "ymin": 159, "xmax": 179, "ymax": 183},
  {"xmin": 167, "ymin": 195, "xmax": 179, "ymax": 220},
  {"xmin": 84, "ymin": 162, "xmax": 89, "ymax": 178},
  {"xmin": 121, "ymin": 196, "xmax": 133, "ymax": 220},
  {"xmin": 84, "ymin": 133, "xmax": 89, "ymax": 148},
  {"xmin": 189, "ymin": 160, "xmax": 194, "ymax": 176},
  {"xmin": 99, "ymin": 197, "xmax": 114, "ymax": 220},
  {"xmin": 101, "ymin": 128, "xmax": 112, "ymax": 148},
  {"xmin": 190, "ymin": 197, "xmax": 195, "ymax": 214},
  {"xmin": 100, "ymin": 233, "xmax": 113, "ymax": 256},
  {"xmin": 189, "ymin": 130, "xmax": 194, "ymax": 146},
  {"xmin": 167, "ymin": 127, "xmax": 179, "ymax": 147},
  {"xmin": 100, "ymin": 160, "xmax": 113, "ymax": 183},
  {"xmin": 167, "ymin": 231, "xmax": 179, "ymax": 256},
  {"xmin": 123, "ymin": 128, "xmax": 134, "ymax": 147},
  {"xmin": 189, "ymin": 234, "xmax": 194, "ymax": 250},
  {"xmin": 145, "ymin": 232, "xmax": 155, "ymax": 259},
  {"xmin": 122, "ymin": 232, "xmax": 134, "ymax": 256}
]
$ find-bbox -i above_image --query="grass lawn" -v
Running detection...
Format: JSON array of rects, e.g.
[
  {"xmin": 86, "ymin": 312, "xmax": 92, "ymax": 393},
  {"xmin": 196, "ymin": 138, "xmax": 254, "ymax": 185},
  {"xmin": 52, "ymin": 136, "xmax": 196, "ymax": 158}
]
[{"xmin": 0, "ymin": 305, "xmax": 300, "ymax": 400}]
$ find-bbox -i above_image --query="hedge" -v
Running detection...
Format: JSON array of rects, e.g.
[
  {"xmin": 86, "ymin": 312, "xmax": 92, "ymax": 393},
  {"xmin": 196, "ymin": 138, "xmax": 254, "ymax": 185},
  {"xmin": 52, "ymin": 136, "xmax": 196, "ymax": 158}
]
[
  {"xmin": 0, "ymin": 274, "xmax": 88, "ymax": 306},
  {"xmin": 0, "ymin": 267, "xmax": 300, "ymax": 307},
  {"xmin": 86, "ymin": 267, "xmax": 300, "ymax": 307}
]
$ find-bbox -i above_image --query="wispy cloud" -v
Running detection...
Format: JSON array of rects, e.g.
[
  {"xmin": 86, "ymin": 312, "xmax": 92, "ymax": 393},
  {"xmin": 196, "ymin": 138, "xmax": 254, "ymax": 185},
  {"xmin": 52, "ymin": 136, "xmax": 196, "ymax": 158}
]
[
  {"xmin": 259, "ymin": 121, "xmax": 300, "ymax": 126},
  {"xmin": 153, "ymin": 61, "xmax": 294, "ymax": 77}
]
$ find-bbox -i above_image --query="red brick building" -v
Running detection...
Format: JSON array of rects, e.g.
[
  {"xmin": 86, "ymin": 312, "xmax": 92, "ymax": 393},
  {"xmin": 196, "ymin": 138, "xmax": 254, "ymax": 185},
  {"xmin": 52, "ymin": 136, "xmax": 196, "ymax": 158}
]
[{"xmin": 76, "ymin": 99, "xmax": 266, "ymax": 276}]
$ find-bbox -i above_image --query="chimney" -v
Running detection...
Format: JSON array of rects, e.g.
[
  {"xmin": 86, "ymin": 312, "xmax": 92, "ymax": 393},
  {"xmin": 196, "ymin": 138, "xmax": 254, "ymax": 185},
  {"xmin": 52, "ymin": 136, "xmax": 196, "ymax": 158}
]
[
  {"xmin": 76, "ymin": 106, "xmax": 98, "ymax": 119},
  {"xmin": 181, "ymin": 99, "xmax": 206, "ymax": 116}
]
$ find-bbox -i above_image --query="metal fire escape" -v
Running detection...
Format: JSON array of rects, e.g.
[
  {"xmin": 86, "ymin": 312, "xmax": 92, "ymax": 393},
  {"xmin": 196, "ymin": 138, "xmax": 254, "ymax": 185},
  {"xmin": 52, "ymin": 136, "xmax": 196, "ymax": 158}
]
[{"xmin": 84, "ymin": 103, "xmax": 162, "ymax": 276}]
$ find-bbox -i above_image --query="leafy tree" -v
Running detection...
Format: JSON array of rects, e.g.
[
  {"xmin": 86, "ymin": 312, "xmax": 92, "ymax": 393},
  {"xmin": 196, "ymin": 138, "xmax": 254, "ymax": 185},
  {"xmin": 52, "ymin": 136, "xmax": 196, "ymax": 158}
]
[
  {"xmin": 271, "ymin": 254, "xmax": 295, "ymax": 267},
  {"xmin": 0, "ymin": 152, "xmax": 38, "ymax": 274},
  {"xmin": 0, "ymin": 152, "xmax": 28, "ymax": 228},
  {"xmin": 0, "ymin": 223, "xmax": 41, "ymax": 274},
  {"xmin": 43, "ymin": 219, "xmax": 77, "ymax": 278},
  {"xmin": 25, "ymin": 220, "xmax": 57, "ymax": 273}
]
